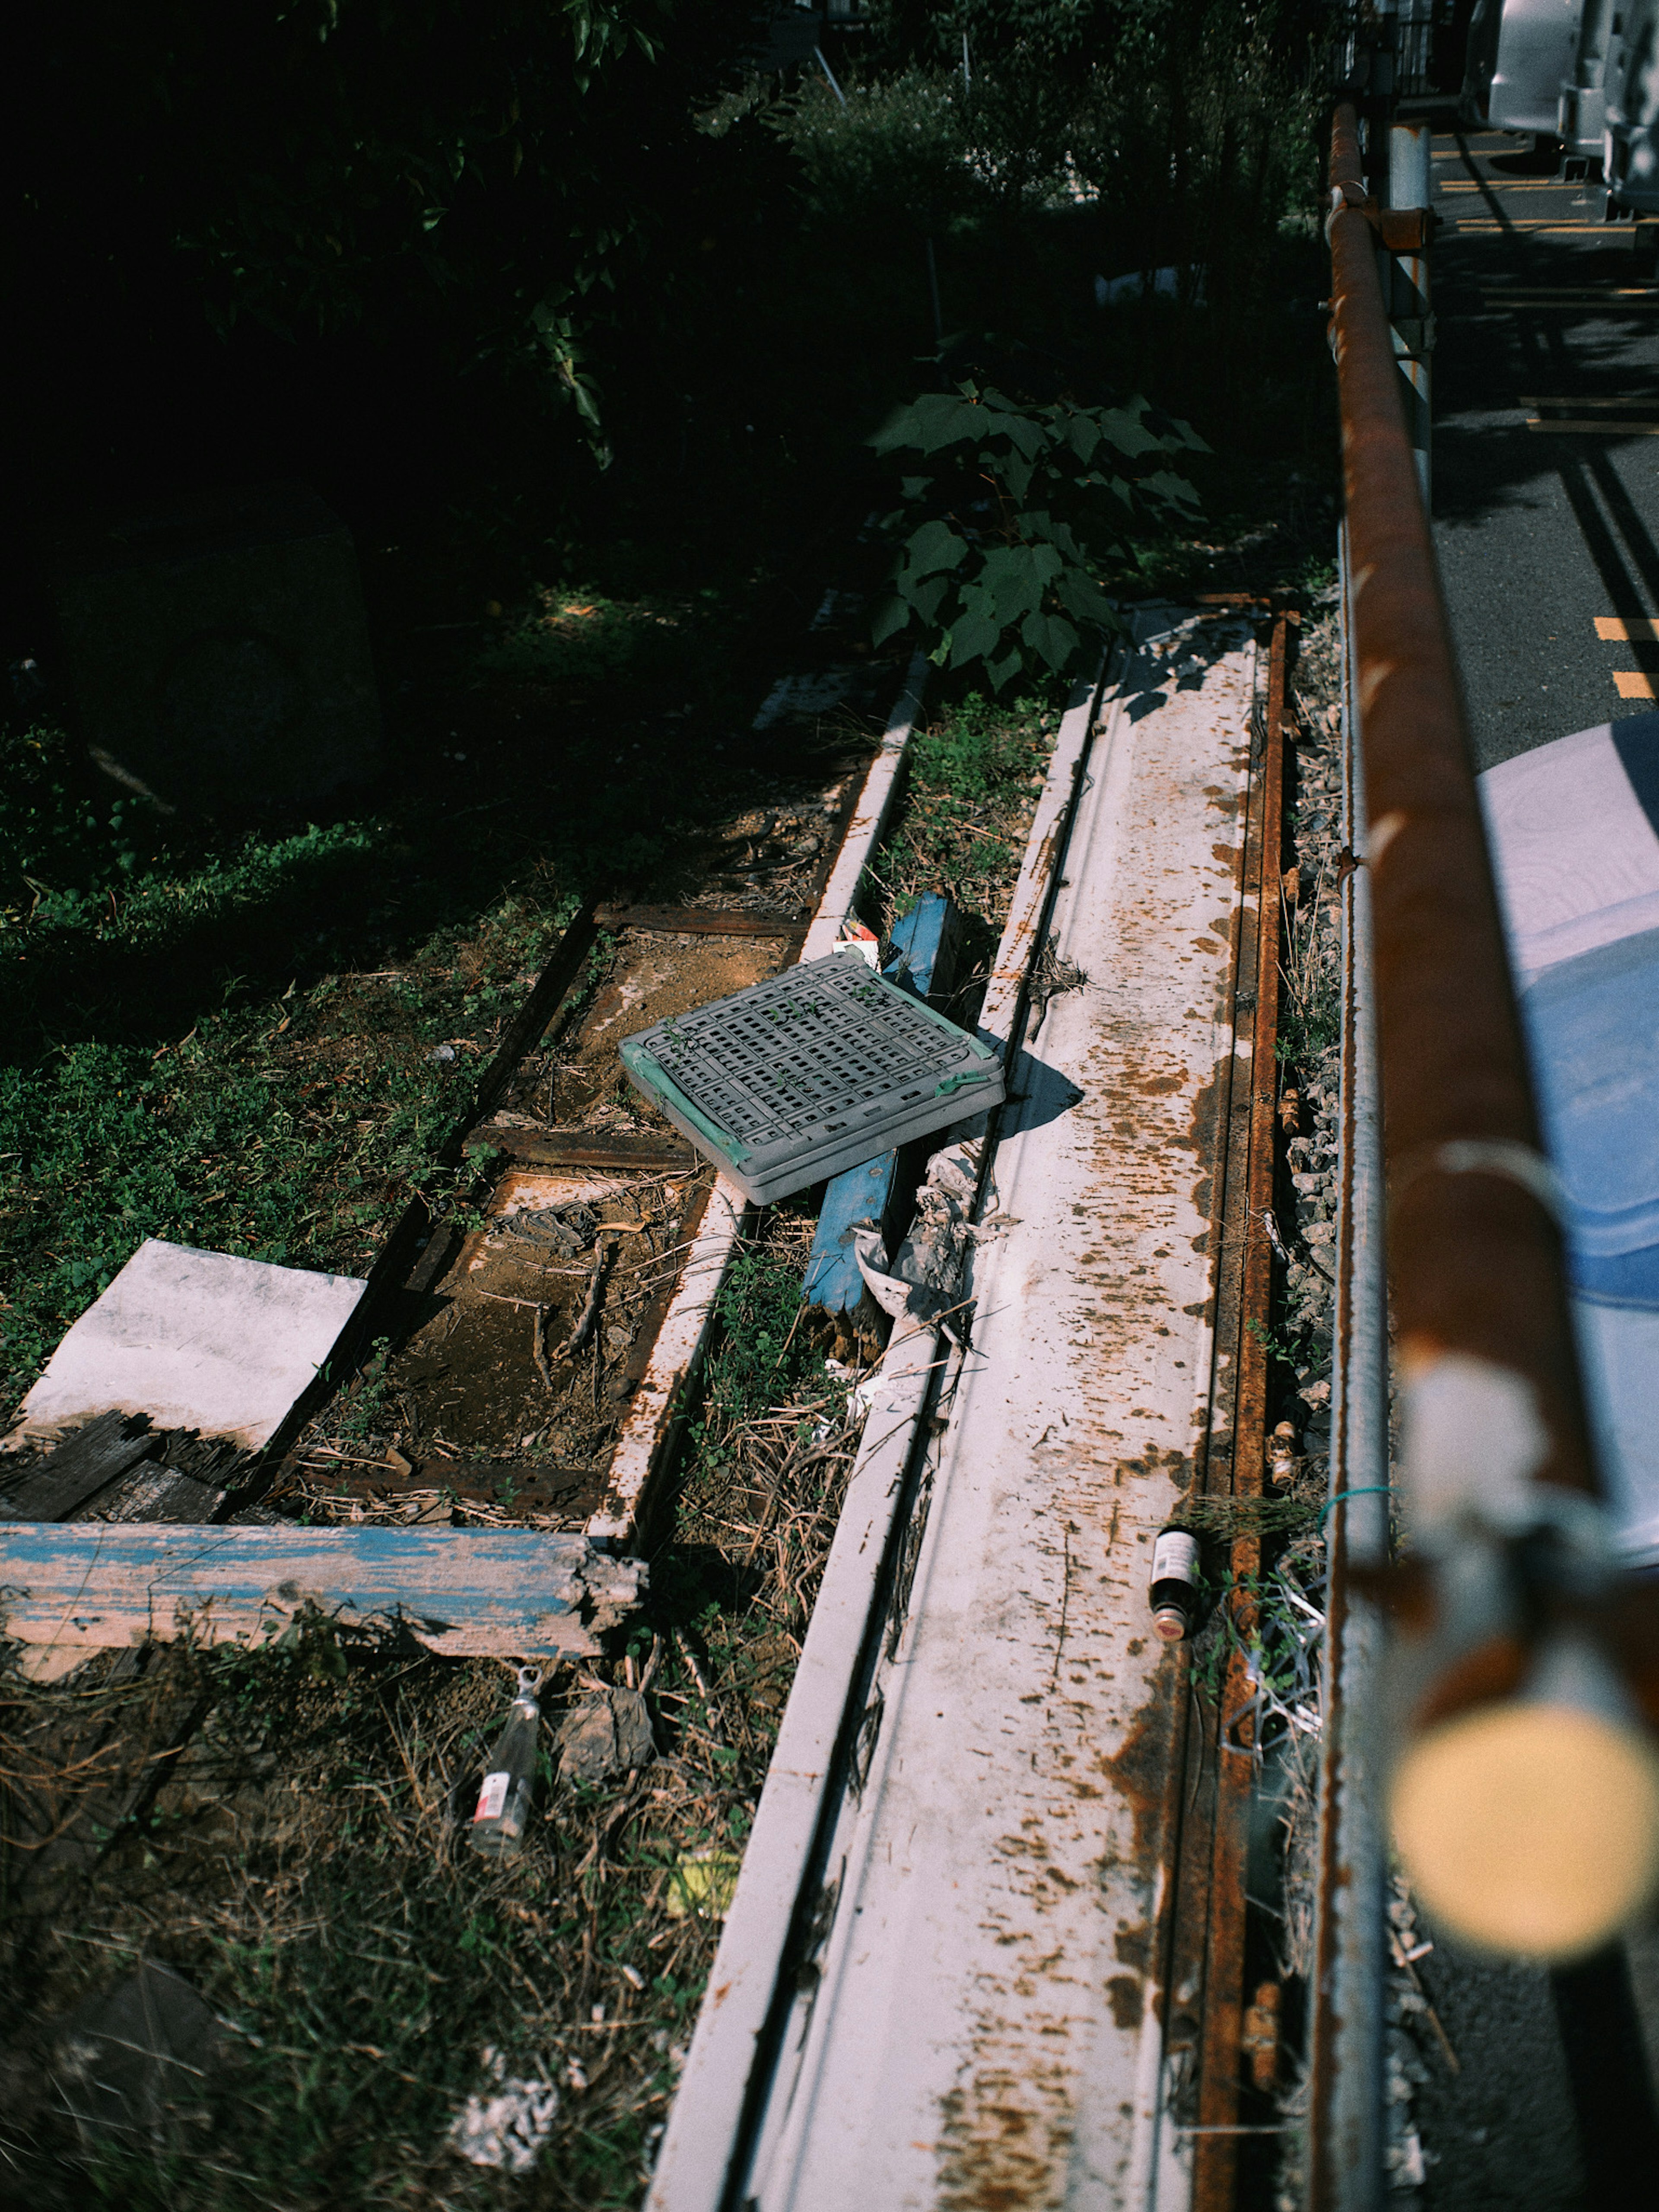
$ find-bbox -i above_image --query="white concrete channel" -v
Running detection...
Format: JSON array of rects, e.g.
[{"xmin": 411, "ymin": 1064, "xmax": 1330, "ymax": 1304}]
[{"xmin": 651, "ymin": 610, "xmax": 1259, "ymax": 2212}]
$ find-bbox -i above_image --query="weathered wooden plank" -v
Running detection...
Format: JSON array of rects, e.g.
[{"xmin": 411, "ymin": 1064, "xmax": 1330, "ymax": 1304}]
[
  {"xmin": 0, "ymin": 1526, "xmax": 645, "ymax": 1659},
  {"xmin": 93, "ymin": 1468, "xmax": 225, "ymax": 1525},
  {"xmin": 463, "ymin": 1122, "xmax": 697, "ymax": 1173},
  {"xmin": 595, "ymin": 903, "xmax": 807, "ymax": 938},
  {"xmin": 297, "ymin": 1456, "xmax": 599, "ymax": 1513},
  {"xmin": 0, "ymin": 1412, "xmax": 159, "ymax": 1523}
]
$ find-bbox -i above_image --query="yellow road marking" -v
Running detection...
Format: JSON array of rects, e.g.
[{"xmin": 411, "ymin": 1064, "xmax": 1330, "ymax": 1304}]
[
  {"xmin": 1597, "ymin": 618, "xmax": 1659, "ymax": 639},
  {"xmin": 1455, "ymin": 220, "xmax": 1644, "ymax": 232},
  {"xmin": 1615, "ymin": 673, "xmax": 1657, "ymax": 698},
  {"xmin": 1481, "ymin": 292, "xmax": 1659, "ymax": 307}
]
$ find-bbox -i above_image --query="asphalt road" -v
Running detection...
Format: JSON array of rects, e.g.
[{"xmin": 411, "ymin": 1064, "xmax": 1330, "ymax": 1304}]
[
  {"xmin": 1412, "ymin": 119, "xmax": 1659, "ymax": 2212},
  {"xmin": 1431, "ymin": 127, "xmax": 1659, "ymax": 772}
]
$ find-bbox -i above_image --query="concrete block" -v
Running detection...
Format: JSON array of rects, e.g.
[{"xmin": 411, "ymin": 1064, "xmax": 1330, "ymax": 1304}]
[{"xmin": 10, "ymin": 1238, "xmax": 366, "ymax": 1451}]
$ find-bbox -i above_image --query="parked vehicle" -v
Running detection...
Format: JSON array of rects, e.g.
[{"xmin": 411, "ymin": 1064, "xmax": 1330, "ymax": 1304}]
[
  {"xmin": 1559, "ymin": 0, "xmax": 1619, "ymax": 163},
  {"xmin": 1464, "ymin": 0, "xmax": 1585, "ymax": 134},
  {"xmin": 1605, "ymin": 0, "xmax": 1659, "ymax": 208}
]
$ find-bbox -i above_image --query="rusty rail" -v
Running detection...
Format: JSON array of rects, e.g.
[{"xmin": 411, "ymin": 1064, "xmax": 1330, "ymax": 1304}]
[
  {"xmin": 1314, "ymin": 93, "xmax": 1659, "ymax": 2195},
  {"xmin": 1326, "ymin": 99, "xmax": 1598, "ymax": 1518},
  {"xmin": 1187, "ymin": 611, "xmax": 1290, "ymax": 2208}
]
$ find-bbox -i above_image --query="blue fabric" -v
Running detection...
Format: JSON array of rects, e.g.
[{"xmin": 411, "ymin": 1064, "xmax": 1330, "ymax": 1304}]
[
  {"xmin": 1611, "ymin": 712, "xmax": 1659, "ymax": 842},
  {"xmin": 1520, "ymin": 925, "xmax": 1659, "ymax": 1294}
]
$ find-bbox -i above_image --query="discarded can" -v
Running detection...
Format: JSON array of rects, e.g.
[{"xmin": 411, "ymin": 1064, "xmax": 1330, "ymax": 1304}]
[
  {"xmin": 469, "ymin": 1665, "xmax": 543, "ymax": 1858},
  {"xmin": 1148, "ymin": 1526, "xmax": 1201, "ymax": 1643}
]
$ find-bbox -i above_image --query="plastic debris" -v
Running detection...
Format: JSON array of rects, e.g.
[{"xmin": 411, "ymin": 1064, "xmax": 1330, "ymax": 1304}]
[
  {"xmin": 852, "ymin": 1141, "xmax": 990, "ymax": 1345},
  {"xmin": 836, "ymin": 919, "xmax": 880, "ymax": 969},
  {"xmin": 620, "ymin": 954, "xmax": 1004, "ymax": 1205},
  {"xmin": 666, "ymin": 1850, "xmax": 742, "ymax": 1920},
  {"xmin": 448, "ymin": 2047, "xmax": 559, "ymax": 2171}
]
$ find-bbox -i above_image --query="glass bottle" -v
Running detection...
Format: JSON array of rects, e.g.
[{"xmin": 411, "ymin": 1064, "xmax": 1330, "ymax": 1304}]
[
  {"xmin": 468, "ymin": 1666, "xmax": 543, "ymax": 1858},
  {"xmin": 1148, "ymin": 1526, "xmax": 1202, "ymax": 1643}
]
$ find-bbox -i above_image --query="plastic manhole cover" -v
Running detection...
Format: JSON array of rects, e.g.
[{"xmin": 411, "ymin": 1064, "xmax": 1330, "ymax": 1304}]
[{"xmin": 618, "ymin": 951, "xmax": 1005, "ymax": 1204}]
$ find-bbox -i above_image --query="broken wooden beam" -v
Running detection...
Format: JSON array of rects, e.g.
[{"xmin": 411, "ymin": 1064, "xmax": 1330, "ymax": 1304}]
[
  {"xmin": 463, "ymin": 1122, "xmax": 698, "ymax": 1173},
  {"xmin": 0, "ymin": 1526, "xmax": 645, "ymax": 1659},
  {"xmin": 0, "ymin": 1412, "xmax": 159, "ymax": 1522},
  {"xmin": 292, "ymin": 1457, "xmax": 600, "ymax": 1514},
  {"xmin": 595, "ymin": 904, "xmax": 808, "ymax": 938}
]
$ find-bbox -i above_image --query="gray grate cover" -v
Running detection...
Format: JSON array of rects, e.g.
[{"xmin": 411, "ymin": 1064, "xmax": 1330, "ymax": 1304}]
[{"xmin": 618, "ymin": 951, "xmax": 1004, "ymax": 1204}]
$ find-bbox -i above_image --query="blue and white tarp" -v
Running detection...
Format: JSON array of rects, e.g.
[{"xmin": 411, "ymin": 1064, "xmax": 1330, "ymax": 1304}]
[{"xmin": 1480, "ymin": 714, "xmax": 1659, "ymax": 1565}]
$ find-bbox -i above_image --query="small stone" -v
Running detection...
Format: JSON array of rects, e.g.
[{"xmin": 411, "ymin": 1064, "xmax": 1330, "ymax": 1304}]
[{"xmin": 556, "ymin": 1686, "xmax": 656, "ymax": 1784}]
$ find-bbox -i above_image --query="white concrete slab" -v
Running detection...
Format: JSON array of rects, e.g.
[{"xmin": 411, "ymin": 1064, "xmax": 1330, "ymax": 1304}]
[
  {"xmin": 653, "ymin": 617, "xmax": 1254, "ymax": 2212},
  {"xmin": 9, "ymin": 1239, "xmax": 366, "ymax": 1451}
]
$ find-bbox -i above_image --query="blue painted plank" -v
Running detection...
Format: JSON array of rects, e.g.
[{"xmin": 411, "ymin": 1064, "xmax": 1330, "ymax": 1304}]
[
  {"xmin": 0, "ymin": 1524, "xmax": 645, "ymax": 1659},
  {"xmin": 803, "ymin": 896, "xmax": 961, "ymax": 1316}
]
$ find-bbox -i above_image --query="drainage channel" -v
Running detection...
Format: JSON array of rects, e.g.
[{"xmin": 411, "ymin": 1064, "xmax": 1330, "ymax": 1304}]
[{"xmin": 650, "ymin": 604, "xmax": 1296, "ymax": 2212}]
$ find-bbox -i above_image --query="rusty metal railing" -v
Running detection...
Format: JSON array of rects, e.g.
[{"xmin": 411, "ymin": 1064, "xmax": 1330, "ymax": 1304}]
[{"xmin": 1311, "ymin": 92, "xmax": 1659, "ymax": 2207}]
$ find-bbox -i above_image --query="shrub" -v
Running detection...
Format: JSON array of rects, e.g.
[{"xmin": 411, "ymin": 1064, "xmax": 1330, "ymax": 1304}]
[{"xmin": 870, "ymin": 380, "xmax": 1208, "ymax": 688}]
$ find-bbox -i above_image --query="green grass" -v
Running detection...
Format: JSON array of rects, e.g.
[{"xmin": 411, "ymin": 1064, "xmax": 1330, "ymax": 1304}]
[
  {"xmin": 478, "ymin": 587, "xmax": 695, "ymax": 688},
  {"xmin": 0, "ymin": 811, "xmax": 578, "ymax": 1418},
  {"xmin": 871, "ymin": 690, "xmax": 1061, "ymax": 949},
  {"xmin": 0, "ymin": 568, "xmax": 784, "ymax": 1427}
]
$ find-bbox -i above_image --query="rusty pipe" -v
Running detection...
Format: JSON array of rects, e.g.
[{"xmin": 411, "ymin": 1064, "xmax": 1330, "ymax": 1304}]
[
  {"xmin": 1324, "ymin": 99, "xmax": 1659, "ymax": 1970},
  {"xmin": 1329, "ymin": 102, "xmax": 1594, "ymax": 1510}
]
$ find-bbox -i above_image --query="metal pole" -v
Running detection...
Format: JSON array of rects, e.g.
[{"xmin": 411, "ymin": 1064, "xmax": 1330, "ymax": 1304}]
[
  {"xmin": 1325, "ymin": 97, "xmax": 1659, "ymax": 1967},
  {"xmin": 813, "ymin": 46, "xmax": 847, "ymax": 108},
  {"xmin": 1327, "ymin": 97, "xmax": 1600, "ymax": 1520},
  {"xmin": 1306, "ymin": 523, "xmax": 1388, "ymax": 2212},
  {"xmin": 1387, "ymin": 120, "xmax": 1433, "ymax": 512}
]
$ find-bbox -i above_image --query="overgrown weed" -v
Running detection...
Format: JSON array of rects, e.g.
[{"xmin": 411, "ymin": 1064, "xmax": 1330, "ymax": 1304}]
[
  {"xmin": 872, "ymin": 690, "xmax": 1060, "ymax": 955},
  {"xmin": 0, "ymin": 1209, "xmax": 862, "ymax": 2209}
]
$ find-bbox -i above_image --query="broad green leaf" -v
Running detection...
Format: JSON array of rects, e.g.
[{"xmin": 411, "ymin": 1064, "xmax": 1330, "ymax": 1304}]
[
  {"xmin": 871, "ymin": 595, "xmax": 911, "ymax": 645},
  {"xmin": 981, "ymin": 408, "xmax": 1046, "ymax": 461},
  {"xmin": 997, "ymin": 450, "xmax": 1034, "ymax": 503},
  {"xmin": 978, "ymin": 547, "xmax": 1057, "ymax": 625},
  {"xmin": 1054, "ymin": 572, "xmax": 1119, "ymax": 627},
  {"xmin": 1138, "ymin": 468, "xmax": 1202, "ymax": 511},
  {"xmin": 1066, "ymin": 414, "xmax": 1103, "ymax": 463},
  {"xmin": 908, "ymin": 573, "xmax": 953, "ymax": 625},
  {"xmin": 1098, "ymin": 407, "xmax": 1164, "ymax": 460},
  {"xmin": 986, "ymin": 645, "xmax": 1024, "ymax": 690},
  {"xmin": 948, "ymin": 607, "xmax": 1002, "ymax": 667},
  {"xmin": 910, "ymin": 398, "xmax": 986, "ymax": 454},
  {"xmin": 1021, "ymin": 610, "xmax": 1080, "ymax": 670},
  {"xmin": 900, "ymin": 519, "xmax": 969, "ymax": 581},
  {"xmin": 869, "ymin": 404, "xmax": 925, "ymax": 455}
]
